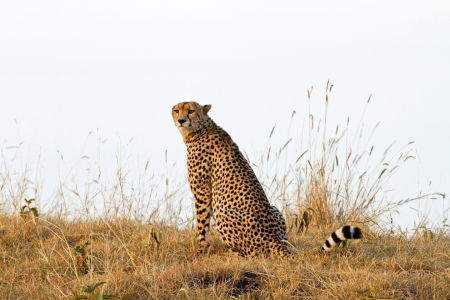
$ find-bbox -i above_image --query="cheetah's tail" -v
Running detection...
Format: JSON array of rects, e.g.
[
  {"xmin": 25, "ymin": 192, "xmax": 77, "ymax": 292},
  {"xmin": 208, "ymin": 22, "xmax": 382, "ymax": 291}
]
[{"xmin": 321, "ymin": 225, "xmax": 362, "ymax": 251}]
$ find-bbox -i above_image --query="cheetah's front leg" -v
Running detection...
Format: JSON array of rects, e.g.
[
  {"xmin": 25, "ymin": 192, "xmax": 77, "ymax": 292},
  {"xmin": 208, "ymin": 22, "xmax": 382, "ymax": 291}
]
[
  {"xmin": 195, "ymin": 192, "xmax": 211, "ymax": 254},
  {"xmin": 193, "ymin": 188, "xmax": 212, "ymax": 255}
]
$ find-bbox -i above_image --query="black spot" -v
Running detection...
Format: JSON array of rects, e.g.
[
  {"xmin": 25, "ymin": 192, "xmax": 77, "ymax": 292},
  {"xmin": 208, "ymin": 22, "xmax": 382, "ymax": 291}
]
[
  {"xmin": 325, "ymin": 240, "xmax": 331, "ymax": 248},
  {"xmin": 342, "ymin": 226, "xmax": 352, "ymax": 239},
  {"xmin": 353, "ymin": 227, "xmax": 363, "ymax": 239},
  {"xmin": 331, "ymin": 232, "xmax": 341, "ymax": 244}
]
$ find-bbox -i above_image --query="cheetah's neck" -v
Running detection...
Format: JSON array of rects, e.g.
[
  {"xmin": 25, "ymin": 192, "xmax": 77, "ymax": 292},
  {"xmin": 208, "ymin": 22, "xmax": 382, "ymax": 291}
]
[{"xmin": 183, "ymin": 118, "xmax": 217, "ymax": 143}]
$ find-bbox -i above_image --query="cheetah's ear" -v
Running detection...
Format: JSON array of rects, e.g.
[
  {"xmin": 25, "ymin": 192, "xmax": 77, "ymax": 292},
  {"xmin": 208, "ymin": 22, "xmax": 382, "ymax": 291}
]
[{"xmin": 203, "ymin": 104, "xmax": 212, "ymax": 114}]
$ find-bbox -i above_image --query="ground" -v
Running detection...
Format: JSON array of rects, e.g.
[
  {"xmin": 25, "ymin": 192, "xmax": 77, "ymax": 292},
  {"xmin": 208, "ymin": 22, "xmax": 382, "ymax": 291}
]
[{"xmin": 0, "ymin": 215, "xmax": 449, "ymax": 299}]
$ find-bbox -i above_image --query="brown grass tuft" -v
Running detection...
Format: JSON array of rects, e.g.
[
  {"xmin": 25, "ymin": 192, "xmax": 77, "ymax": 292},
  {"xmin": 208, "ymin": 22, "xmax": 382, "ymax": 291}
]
[{"xmin": 1, "ymin": 215, "xmax": 450, "ymax": 299}]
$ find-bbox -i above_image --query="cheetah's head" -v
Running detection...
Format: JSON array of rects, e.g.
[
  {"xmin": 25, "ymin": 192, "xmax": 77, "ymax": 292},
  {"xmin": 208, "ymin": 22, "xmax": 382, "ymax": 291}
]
[{"xmin": 172, "ymin": 102, "xmax": 212, "ymax": 139}]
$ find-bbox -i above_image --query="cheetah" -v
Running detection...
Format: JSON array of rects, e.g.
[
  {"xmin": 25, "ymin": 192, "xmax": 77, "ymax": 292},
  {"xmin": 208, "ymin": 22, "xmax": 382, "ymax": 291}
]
[{"xmin": 172, "ymin": 101, "xmax": 362, "ymax": 257}]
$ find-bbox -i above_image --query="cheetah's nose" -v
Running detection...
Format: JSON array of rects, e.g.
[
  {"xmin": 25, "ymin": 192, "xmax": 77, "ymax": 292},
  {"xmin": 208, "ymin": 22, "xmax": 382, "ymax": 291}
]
[{"xmin": 178, "ymin": 119, "xmax": 186, "ymax": 125}]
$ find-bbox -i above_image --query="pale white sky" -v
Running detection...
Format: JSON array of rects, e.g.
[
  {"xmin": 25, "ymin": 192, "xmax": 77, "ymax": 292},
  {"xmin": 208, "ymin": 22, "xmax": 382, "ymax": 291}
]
[{"xmin": 1, "ymin": 1, "xmax": 449, "ymax": 229}]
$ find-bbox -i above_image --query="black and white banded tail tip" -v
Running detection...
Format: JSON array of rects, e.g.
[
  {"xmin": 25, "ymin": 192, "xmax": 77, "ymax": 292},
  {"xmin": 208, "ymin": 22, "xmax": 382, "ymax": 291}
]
[{"xmin": 321, "ymin": 225, "xmax": 362, "ymax": 251}]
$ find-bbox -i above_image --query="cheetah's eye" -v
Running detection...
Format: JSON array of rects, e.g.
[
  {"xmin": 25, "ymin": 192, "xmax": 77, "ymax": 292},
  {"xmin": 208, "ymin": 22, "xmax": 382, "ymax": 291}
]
[
  {"xmin": 174, "ymin": 109, "xmax": 179, "ymax": 114},
  {"xmin": 188, "ymin": 110, "xmax": 195, "ymax": 114}
]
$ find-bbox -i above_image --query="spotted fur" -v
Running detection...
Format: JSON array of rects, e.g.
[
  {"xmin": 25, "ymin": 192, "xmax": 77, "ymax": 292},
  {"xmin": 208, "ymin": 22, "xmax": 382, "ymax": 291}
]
[{"xmin": 172, "ymin": 101, "xmax": 362, "ymax": 257}]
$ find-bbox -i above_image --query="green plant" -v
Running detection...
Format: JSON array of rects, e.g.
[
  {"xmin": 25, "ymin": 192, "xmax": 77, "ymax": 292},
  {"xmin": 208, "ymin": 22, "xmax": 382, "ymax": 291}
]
[
  {"xmin": 150, "ymin": 227, "xmax": 163, "ymax": 253},
  {"xmin": 356, "ymin": 287, "xmax": 375, "ymax": 299},
  {"xmin": 71, "ymin": 281, "xmax": 117, "ymax": 300},
  {"xmin": 74, "ymin": 242, "xmax": 91, "ymax": 275},
  {"xmin": 293, "ymin": 209, "xmax": 313, "ymax": 233},
  {"xmin": 20, "ymin": 198, "xmax": 39, "ymax": 220}
]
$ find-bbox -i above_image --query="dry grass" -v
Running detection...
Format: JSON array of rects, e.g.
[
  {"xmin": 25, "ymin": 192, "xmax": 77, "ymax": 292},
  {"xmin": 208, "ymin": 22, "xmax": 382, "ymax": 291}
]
[
  {"xmin": 1, "ymin": 84, "xmax": 448, "ymax": 299},
  {"xmin": 1, "ymin": 214, "xmax": 450, "ymax": 299}
]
